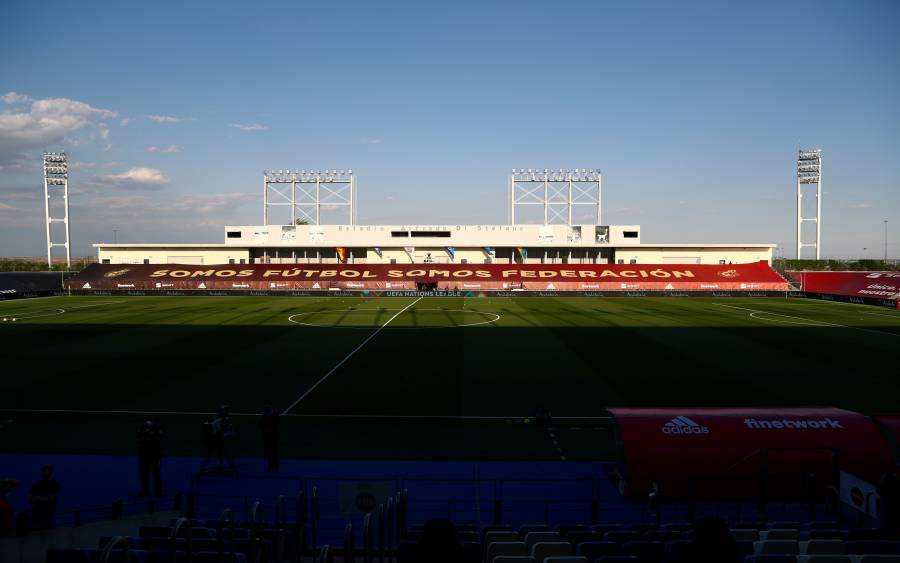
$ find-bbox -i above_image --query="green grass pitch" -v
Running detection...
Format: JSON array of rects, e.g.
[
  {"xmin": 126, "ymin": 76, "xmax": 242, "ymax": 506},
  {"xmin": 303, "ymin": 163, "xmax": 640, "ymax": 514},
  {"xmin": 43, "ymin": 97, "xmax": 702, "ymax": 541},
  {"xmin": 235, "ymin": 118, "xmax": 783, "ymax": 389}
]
[{"xmin": 1, "ymin": 295, "xmax": 899, "ymax": 460}]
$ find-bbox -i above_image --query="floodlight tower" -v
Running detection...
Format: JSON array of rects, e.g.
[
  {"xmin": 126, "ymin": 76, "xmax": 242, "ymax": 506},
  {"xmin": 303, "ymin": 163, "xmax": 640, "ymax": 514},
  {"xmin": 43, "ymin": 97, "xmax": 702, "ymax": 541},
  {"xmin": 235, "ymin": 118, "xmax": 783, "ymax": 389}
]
[
  {"xmin": 796, "ymin": 149, "xmax": 822, "ymax": 259},
  {"xmin": 42, "ymin": 152, "xmax": 71, "ymax": 268},
  {"xmin": 263, "ymin": 169, "xmax": 356, "ymax": 225},
  {"xmin": 509, "ymin": 168, "xmax": 602, "ymax": 225}
]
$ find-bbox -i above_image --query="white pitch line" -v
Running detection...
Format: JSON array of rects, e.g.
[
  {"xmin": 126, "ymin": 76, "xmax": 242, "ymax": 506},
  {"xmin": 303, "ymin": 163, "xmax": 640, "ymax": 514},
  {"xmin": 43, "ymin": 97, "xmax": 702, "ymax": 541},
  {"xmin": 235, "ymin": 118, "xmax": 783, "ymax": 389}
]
[
  {"xmin": 1, "ymin": 301, "xmax": 122, "ymax": 321},
  {"xmin": 281, "ymin": 296, "xmax": 424, "ymax": 415},
  {"xmin": 713, "ymin": 303, "xmax": 900, "ymax": 339},
  {"xmin": 0, "ymin": 407, "xmax": 614, "ymax": 421}
]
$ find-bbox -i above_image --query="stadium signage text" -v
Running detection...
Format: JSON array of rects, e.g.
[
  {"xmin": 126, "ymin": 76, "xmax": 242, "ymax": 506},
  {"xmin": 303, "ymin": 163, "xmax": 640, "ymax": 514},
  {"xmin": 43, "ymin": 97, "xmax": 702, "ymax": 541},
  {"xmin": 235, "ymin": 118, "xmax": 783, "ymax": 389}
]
[
  {"xmin": 743, "ymin": 417, "xmax": 844, "ymax": 430},
  {"xmin": 147, "ymin": 268, "xmax": 698, "ymax": 280}
]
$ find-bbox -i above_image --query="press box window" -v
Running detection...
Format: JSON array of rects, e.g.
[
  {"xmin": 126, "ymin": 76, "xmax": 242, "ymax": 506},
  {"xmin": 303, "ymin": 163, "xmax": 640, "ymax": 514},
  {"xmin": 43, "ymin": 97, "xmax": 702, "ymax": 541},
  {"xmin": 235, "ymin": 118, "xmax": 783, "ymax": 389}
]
[
  {"xmin": 623, "ymin": 231, "xmax": 639, "ymax": 239},
  {"xmin": 391, "ymin": 231, "xmax": 409, "ymax": 237},
  {"xmin": 227, "ymin": 231, "xmax": 242, "ymax": 239}
]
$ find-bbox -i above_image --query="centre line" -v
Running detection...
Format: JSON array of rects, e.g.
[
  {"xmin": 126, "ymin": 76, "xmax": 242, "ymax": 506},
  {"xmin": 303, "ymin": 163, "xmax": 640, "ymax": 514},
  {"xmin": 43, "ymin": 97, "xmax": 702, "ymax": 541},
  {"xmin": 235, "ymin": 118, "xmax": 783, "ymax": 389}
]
[{"xmin": 281, "ymin": 296, "xmax": 423, "ymax": 415}]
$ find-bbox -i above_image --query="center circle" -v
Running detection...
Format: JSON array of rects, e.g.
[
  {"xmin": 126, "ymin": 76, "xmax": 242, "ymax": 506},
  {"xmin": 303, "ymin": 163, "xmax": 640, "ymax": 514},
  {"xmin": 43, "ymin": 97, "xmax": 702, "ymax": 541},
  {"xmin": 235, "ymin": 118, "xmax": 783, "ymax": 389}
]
[{"xmin": 287, "ymin": 308, "xmax": 500, "ymax": 329}]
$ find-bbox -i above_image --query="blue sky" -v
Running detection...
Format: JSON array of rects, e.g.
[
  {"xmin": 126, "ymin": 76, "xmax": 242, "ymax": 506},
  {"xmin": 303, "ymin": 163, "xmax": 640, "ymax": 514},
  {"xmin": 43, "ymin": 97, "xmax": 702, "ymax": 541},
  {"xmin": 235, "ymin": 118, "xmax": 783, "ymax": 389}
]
[{"xmin": 1, "ymin": 0, "xmax": 898, "ymax": 258}]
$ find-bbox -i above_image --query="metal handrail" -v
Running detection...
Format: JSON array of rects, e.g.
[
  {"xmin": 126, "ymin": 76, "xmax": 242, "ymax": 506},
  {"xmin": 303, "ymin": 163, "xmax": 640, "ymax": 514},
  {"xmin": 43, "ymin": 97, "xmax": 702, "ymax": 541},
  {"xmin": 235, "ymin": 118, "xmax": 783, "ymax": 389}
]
[
  {"xmin": 343, "ymin": 523, "xmax": 354, "ymax": 563},
  {"xmin": 170, "ymin": 516, "xmax": 194, "ymax": 563},
  {"xmin": 99, "ymin": 536, "xmax": 137, "ymax": 563}
]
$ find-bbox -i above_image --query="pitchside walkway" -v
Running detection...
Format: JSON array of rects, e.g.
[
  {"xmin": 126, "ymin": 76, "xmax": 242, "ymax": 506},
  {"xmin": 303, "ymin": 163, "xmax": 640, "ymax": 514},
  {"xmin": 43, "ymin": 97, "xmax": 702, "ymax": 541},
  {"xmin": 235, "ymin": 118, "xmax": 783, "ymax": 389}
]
[{"xmin": 2, "ymin": 454, "xmax": 847, "ymax": 549}]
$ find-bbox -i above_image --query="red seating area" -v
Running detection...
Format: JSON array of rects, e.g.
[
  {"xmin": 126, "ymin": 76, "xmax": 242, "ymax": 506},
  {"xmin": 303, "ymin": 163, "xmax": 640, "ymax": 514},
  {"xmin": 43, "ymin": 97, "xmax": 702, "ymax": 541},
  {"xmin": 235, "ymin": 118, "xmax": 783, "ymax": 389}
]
[{"xmin": 67, "ymin": 262, "xmax": 790, "ymax": 292}]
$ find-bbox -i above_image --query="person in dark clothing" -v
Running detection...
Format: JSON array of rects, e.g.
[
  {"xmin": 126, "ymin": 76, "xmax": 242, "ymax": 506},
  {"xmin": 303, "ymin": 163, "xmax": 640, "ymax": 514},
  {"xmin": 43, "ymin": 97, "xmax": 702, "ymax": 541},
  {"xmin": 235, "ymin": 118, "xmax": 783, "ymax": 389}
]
[
  {"xmin": 28, "ymin": 465, "xmax": 59, "ymax": 530},
  {"xmin": 260, "ymin": 404, "xmax": 279, "ymax": 472},
  {"xmin": 0, "ymin": 478, "xmax": 19, "ymax": 537},
  {"xmin": 678, "ymin": 517, "xmax": 738, "ymax": 563},
  {"xmin": 137, "ymin": 420, "xmax": 163, "ymax": 497},
  {"xmin": 411, "ymin": 519, "xmax": 464, "ymax": 563},
  {"xmin": 200, "ymin": 405, "xmax": 238, "ymax": 475}
]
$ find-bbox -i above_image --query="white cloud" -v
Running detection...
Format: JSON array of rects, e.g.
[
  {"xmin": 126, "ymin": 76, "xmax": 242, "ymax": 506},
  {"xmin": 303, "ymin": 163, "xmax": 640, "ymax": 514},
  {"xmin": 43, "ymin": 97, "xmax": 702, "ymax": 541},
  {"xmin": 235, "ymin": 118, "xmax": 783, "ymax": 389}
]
[
  {"xmin": 0, "ymin": 202, "xmax": 15, "ymax": 210},
  {"xmin": 850, "ymin": 203, "xmax": 873, "ymax": 208},
  {"xmin": 0, "ymin": 95, "xmax": 117, "ymax": 152},
  {"xmin": 360, "ymin": 137, "xmax": 382, "ymax": 144},
  {"xmin": 99, "ymin": 126, "xmax": 110, "ymax": 140},
  {"xmin": 228, "ymin": 122, "xmax": 266, "ymax": 131},
  {"xmin": 1, "ymin": 92, "xmax": 32, "ymax": 104},
  {"xmin": 146, "ymin": 144, "xmax": 182, "ymax": 153},
  {"xmin": 99, "ymin": 167, "xmax": 169, "ymax": 188},
  {"xmin": 119, "ymin": 118, "xmax": 130, "ymax": 127},
  {"xmin": 146, "ymin": 114, "xmax": 181, "ymax": 123}
]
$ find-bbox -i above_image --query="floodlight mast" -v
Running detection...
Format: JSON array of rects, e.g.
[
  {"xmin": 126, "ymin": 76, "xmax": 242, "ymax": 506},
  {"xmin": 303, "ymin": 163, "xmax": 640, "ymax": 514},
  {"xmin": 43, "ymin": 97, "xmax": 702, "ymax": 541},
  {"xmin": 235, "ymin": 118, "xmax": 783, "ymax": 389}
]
[
  {"xmin": 42, "ymin": 152, "xmax": 71, "ymax": 268},
  {"xmin": 263, "ymin": 169, "xmax": 356, "ymax": 226},
  {"xmin": 796, "ymin": 149, "xmax": 822, "ymax": 259},
  {"xmin": 509, "ymin": 168, "xmax": 601, "ymax": 226}
]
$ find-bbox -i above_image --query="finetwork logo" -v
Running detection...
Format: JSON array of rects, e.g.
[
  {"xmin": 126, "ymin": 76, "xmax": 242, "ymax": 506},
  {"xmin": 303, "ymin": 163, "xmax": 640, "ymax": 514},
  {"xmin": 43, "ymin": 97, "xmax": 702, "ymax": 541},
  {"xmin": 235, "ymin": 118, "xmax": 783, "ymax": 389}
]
[
  {"xmin": 744, "ymin": 418, "xmax": 844, "ymax": 430},
  {"xmin": 661, "ymin": 416, "xmax": 710, "ymax": 435}
]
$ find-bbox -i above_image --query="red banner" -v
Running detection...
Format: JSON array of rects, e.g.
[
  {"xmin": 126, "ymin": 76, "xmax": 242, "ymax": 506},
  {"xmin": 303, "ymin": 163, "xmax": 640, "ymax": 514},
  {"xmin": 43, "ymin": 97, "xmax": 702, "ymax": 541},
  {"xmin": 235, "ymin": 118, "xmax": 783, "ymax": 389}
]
[
  {"xmin": 609, "ymin": 407, "xmax": 894, "ymax": 500},
  {"xmin": 788, "ymin": 271, "xmax": 900, "ymax": 301},
  {"xmin": 68, "ymin": 261, "xmax": 789, "ymax": 292}
]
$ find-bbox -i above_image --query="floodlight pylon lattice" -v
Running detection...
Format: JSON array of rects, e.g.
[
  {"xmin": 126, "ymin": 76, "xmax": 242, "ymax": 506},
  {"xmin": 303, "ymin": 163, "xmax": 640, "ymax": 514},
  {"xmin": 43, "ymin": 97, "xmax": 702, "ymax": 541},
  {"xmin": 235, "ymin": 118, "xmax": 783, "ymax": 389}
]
[
  {"xmin": 263, "ymin": 169, "xmax": 356, "ymax": 226},
  {"xmin": 509, "ymin": 169, "xmax": 601, "ymax": 225},
  {"xmin": 43, "ymin": 152, "xmax": 71, "ymax": 268},
  {"xmin": 796, "ymin": 149, "xmax": 822, "ymax": 259}
]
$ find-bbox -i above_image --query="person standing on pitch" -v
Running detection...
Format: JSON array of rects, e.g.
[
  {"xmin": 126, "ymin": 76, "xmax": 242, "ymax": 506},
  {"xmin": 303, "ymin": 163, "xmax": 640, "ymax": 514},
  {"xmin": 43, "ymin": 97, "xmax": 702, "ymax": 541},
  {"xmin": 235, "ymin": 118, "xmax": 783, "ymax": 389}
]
[
  {"xmin": 28, "ymin": 465, "xmax": 59, "ymax": 530},
  {"xmin": 260, "ymin": 404, "xmax": 280, "ymax": 472},
  {"xmin": 137, "ymin": 420, "xmax": 163, "ymax": 497}
]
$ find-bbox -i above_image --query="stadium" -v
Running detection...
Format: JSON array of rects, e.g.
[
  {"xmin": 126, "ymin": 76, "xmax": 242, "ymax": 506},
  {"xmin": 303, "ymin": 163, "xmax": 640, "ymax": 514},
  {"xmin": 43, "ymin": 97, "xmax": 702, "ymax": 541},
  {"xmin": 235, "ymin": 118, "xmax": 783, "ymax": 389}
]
[{"xmin": 2, "ymin": 3, "xmax": 900, "ymax": 563}]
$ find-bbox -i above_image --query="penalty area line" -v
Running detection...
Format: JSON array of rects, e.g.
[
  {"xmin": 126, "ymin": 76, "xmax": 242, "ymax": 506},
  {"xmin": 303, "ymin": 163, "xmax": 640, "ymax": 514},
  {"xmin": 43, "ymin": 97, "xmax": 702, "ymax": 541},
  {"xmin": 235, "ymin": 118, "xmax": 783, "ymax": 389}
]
[
  {"xmin": 280, "ymin": 296, "xmax": 423, "ymax": 416},
  {"xmin": 712, "ymin": 302, "xmax": 900, "ymax": 338}
]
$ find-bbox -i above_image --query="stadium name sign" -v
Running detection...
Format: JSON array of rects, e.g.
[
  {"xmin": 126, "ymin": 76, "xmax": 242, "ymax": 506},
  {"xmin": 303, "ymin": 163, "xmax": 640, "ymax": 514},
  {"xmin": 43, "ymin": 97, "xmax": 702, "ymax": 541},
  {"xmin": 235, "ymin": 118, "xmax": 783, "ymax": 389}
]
[{"xmin": 146, "ymin": 267, "xmax": 701, "ymax": 280}]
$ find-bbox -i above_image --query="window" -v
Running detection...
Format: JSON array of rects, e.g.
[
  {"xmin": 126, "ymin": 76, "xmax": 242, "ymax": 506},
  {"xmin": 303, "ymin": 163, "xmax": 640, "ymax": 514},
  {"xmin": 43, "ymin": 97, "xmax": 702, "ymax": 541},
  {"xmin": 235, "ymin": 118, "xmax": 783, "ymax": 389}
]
[
  {"xmin": 617, "ymin": 259, "xmax": 624, "ymax": 264},
  {"xmin": 239, "ymin": 259, "xmax": 246, "ymax": 264},
  {"xmin": 229, "ymin": 259, "xmax": 236, "ymax": 264},
  {"xmin": 143, "ymin": 259, "xmax": 150, "ymax": 264},
  {"xmin": 629, "ymin": 259, "xmax": 637, "ymax": 264},
  {"xmin": 391, "ymin": 231, "xmax": 409, "ymax": 237},
  {"xmin": 719, "ymin": 259, "xmax": 726, "ymax": 264},
  {"xmin": 390, "ymin": 258, "xmax": 397, "ymax": 264},
  {"xmin": 623, "ymin": 231, "xmax": 639, "ymax": 239},
  {"xmin": 102, "ymin": 259, "xmax": 110, "ymax": 264},
  {"xmin": 461, "ymin": 258, "xmax": 467, "ymax": 264},
  {"xmin": 227, "ymin": 231, "xmax": 242, "ymax": 238}
]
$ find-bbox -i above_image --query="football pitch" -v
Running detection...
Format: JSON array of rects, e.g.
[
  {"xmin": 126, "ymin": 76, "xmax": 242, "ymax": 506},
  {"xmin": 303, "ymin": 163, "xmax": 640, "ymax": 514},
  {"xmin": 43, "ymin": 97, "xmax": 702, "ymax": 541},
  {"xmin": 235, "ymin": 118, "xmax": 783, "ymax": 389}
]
[{"xmin": 1, "ymin": 294, "xmax": 899, "ymax": 461}]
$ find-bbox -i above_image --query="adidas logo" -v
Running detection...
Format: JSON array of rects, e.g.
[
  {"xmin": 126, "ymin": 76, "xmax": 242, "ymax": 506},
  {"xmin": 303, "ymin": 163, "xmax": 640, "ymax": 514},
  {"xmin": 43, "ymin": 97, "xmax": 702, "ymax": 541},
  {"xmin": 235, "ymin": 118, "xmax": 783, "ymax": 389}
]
[{"xmin": 661, "ymin": 416, "xmax": 710, "ymax": 435}]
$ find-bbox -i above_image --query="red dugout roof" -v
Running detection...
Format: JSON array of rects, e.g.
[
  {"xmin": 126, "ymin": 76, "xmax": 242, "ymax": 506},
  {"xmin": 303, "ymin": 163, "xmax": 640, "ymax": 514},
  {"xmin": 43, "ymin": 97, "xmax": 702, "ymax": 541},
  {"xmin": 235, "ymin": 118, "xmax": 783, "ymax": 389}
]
[{"xmin": 609, "ymin": 407, "xmax": 894, "ymax": 500}]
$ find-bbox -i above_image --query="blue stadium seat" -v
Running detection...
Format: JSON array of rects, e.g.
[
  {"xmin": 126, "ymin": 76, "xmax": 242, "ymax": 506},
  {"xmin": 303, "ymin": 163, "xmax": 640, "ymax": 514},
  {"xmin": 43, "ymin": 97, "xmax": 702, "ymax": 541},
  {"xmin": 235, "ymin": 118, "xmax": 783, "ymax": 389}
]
[
  {"xmin": 809, "ymin": 530, "xmax": 845, "ymax": 541},
  {"xmin": 809, "ymin": 521, "xmax": 839, "ymax": 530},
  {"xmin": 621, "ymin": 540, "xmax": 664, "ymax": 563},
  {"xmin": 591, "ymin": 524, "xmax": 624, "ymax": 535},
  {"xmin": 575, "ymin": 541, "xmax": 620, "ymax": 559},
  {"xmin": 46, "ymin": 549, "xmax": 91, "ymax": 563},
  {"xmin": 847, "ymin": 529, "xmax": 890, "ymax": 541},
  {"xmin": 660, "ymin": 523, "xmax": 692, "ymax": 533},
  {"xmin": 626, "ymin": 524, "xmax": 657, "ymax": 533},
  {"xmin": 770, "ymin": 522, "xmax": 802, "ymax": 531},
  {"xmin": 744, "ymin": 556, "xmax": 798, "ymax": 563},
  {"xmin": 521, "ymin": 525, "xmax": 551, "ymax": 536},
  {"xmin": 663, "ymin": 539, "xmax": 688, "ymax": 562},
  {"xmin": 847, "ymin": 541, "xmax": 899, "ymax": 555},
  {"xmin": 462, "ymin": 541, "xmax": 483, "ymax": 563},
  {"xmin": 556, "ymin": 525, "xmax": 587, "ymax": 538},
  {"xmin": 604, "ymin": 531, "xmax": 641, "ymax": 544},
  {"xmin": 641, "ymin": 530, "xmax": 680, "ymax": 543},
  {"xmin": 566, "ymin": 531, "xmax": 600, "ymax": 546}
]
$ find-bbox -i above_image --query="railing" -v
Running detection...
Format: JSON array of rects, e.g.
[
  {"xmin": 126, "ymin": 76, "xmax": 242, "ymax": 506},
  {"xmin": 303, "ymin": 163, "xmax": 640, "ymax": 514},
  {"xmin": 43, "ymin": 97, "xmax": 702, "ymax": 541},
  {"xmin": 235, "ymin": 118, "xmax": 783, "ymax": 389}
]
[
  {"xmin": 185, "ymin": 471, "xmax": 847, "ymax": 550},
  {"xmin": 13, "ymin": 492, "xmax": 182, "ymax": 537}
]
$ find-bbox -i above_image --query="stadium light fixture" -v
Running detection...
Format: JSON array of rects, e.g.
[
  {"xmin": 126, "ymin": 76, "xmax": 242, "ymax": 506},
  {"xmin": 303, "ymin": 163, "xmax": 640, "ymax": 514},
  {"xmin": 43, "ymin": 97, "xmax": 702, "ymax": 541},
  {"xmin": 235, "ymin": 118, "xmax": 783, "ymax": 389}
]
[{"xmin": 796, "ymin": 148, "xmax": 823, "ymax": 259}]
